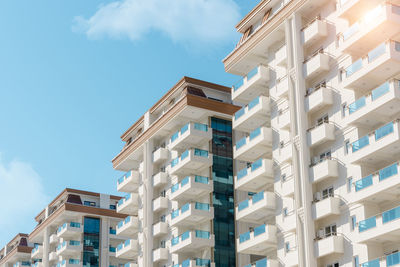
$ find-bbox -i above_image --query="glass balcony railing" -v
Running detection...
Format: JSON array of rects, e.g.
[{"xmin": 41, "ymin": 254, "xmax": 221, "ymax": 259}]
[
  {"xmin": 56, "ymin": 240, "xmax": 80, "ymax": 251},
  {"xmin": 345, "ymin": 58, "xmax": 362, "ymax": 77},
  {"xmin": 237, "ymin": 158, "xmax": 264, "ymax": 180},
  {"xmin": 238, "ymin": 199, "xmax": 249, "ymax": 211},
  {"xmin": 359, "ymin": 204, "xmax": 400, "ymax": 233},
  {"xmin": 118, "ymin": 193, "xmax": 132, "ymax": 207},
  {"xmin": 170, "ymin": 149, "xmax": 209, "ymax": 168},
  {"xmin": 31, "ymin": 244, "xmax": 40, "ymax": 254},
  {"xmin": 239, "ymin": 231, "xmax": 250, "ymax": 243},
  {"xmin": 342, "ymin": 23, "xmax": 360, "ymax": 41},
  {"xmin": 173, "ymin": 258, "xmax": 211, "ymax": 267},
  {"xmin": 239, "ymin": 224, "xmax": 266, "ymax": 243},
  {"xmin": 118, "ymin": 171, "xmax": 132, "ymax": 185},
  {"xmin": 117, "ymin": 216, "xmax": 131, "ymax": 229},
  {"xmin": 355, "ymin": 162, "xmax": 399, "ymax": 191},
  {"xmin": 355, "ymin": 175, "xmax": 373, "ymax": 191},
  {"xmin": 171, "ymin": 202, "xmax": 210, "ymax": 219},
  {"xmin": 13, "ymin": 262, "xmax": 31, "ymax": 267},
  {"xmin": 233, "ymin": 66, "xmax": 259, "ymax": 92},
  {"xmin": 368, "ymin": 43, "xmax": 387, "ymax": 63},
  {"xmin": 57, "ymin": 222, "xmax": 81, "ymax": 234},
  {"xmin": 234, "ymin": 96, "xmax": 261, "ymax": 120},
  {"xmin": 351, "ymin": 122, "xmax": 395, "ymax": 153},
  {"xmin": 252, "ymin": 191, "xmax": 264, "ymax": 204},
  {"xmin": 171, "ymin": 230, "xmax": 211, "ymax": 246},
  {"xmin": 244, "ymin": 258, "xmax": 267, "ymax": 267},
  {"xmin": 249, "ymin": 127, "xmax": 261, "ymax": 140},
  {"xmin": 117, "ymin": 239, "xmax": 131, "ymax": 252},
  {"xmin": 170, "ymin": 123, "xmax": 209, "ymax": 144},
  {"xmin": 109, "ymin": 228, "xmax": 116, "ymax": 235},
  {"xmin": 235, "ymin": 128, "xmax": 262, "ymax": 149},
  {"xmin": 109, "ymin": 246, "xmax": 116, "ymax": 252},
  {"xmin": 237, "ymin": 191, "xmax": 265, "ymax": 212},
  {"xmin": 348, "ymin": 82, "xmax": 391, "ymax": 114}
]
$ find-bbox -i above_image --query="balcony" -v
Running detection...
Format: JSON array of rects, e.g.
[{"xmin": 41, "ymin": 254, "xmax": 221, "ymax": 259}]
[
  {"xmin": 342, "ymin": 41, "xmax": 400, "ymax": 91},
  {"xmin": 168, "ymin": 123, "xmax": 212, "ymax": 151},
  {"xmin": 49, "ymin": 251, "xmax": 58, "ymax": 262},
  {"xmin": 309, "ymin": 159, "xmax": 339, "ymax": 184},
  {"xmin": 279, "ymin": 211, "xmax": 297, "ymax": 233},
  {"xmin": 314, "ymin": 235, "xmax": 344, "ymax": 258},
  {"xmin": 312, "ymin": 196, "xmax": 340, "ymax": 220},
  {"xmin": 235, "ymin": 158, "xmax": 273, "ymax": 192},
  {"xmin": 169, "ymin": 149, "xmax": 212, "ymax": 176},
  {"xmin": 13, "ymin": 262, "xmax": 31, "ymax": 267},
  {"xmin": 170, "ymin": 175, "xmax": 213, "ymax": 201},
  {"xmin": 276, "ymin": 108, "xmax": 290, "ymax": 130},
  {"xmin": 123, "ymin": 263, "xmax": 138, "ymax": 267},
  {"xmin": 152, "ymin": 147, "xmax": 169, "ymax": 164},
  {"xmin": 56, "ymin": 222, "xmax": 82, "ymax": 238},
  {"xmin": 360, "ymin": 251, "xmax": 400, "ymax": 267},
  {"xmin": 234, "ymin": 127, "xmax": 272, "ymax": 162},
  {"xmin": 232, "ymin": 65, "xmax": 270, "ymax": 103},
  {"xmin": 56, "ymin": 259, "xmax": 81, "ymax": 267},
  {"xmin": 337, "ymin": 0, "xmax": 382, "ymax": 22},
  {"xmin": 305, "ymin": 86, "xmax": 333, "ymax": 114},
  {"xmin": 339, "ymin": 4, "xmax": 400, "ymax": 56},
  {"xmin": 31, "ymin": 244, "xmax": 42, "ymax": 259},
  {"xmin": 236, "ymin": 191, "xmax": 275, "ymax": 223},
  {"xmin": 243, "ymin": 258, "xmax": 278, "ymax": 267},
  {"xmin": 117, "ymin": 216, "xmax": 139, "ymax": 236},
  {"xmin": 116, "ymin": 239, "xmax": 139, "ymax": 259},
  {"xmin": 152, "ymin": 171, "xmax": 168, "ymax": 189},
  {"xmin": 353, "ymin": 162, "xmax": 400, "ymax": 203},
  {"xmin": 170, "ymin": 230, "xmax": 214, "ymax": 253},
  {"xmin": 117, "ymin": 170, "xmax": 140, "ymax": 193},
  {"xmin": 170, "ymin": 202, "xmax": 214, "ymax": 227},
  {"xmin": 270, "ymin": 75, "xmax": 289, "ymax": 100},
  {"xmin": 303, "ymin": 51, "xmax": 330, "ymax": 81},
  {"xmin": 278, "ymin": 175, "xmax": 295, "ymax": 198},
  {"xmin": 307, "ymin": 122, "xmax": 335, "ymax": 147},
  {"xmin": 153, "ymin": 221, "xmax": 168, "ymax": 237},
  {"xmin": 276, "ymin": 45, "xmax": 287, "ymax": 67},
  {"xmin": 173, "ymin": 259, "xmax": 215, "ymax": 267},
  {"xmin": 153, "ymin": 247, "xmax": 168, "ymax": 263},
  {"xmin": 346, "ymin": 80, "xmax": 400, "ymax": 127},
  {"xmin": 301, "ymin": 18, "xmax": 328, "ymax": 48},
  {"xmin": 282, "ymin": 250, "xmax": 299, "ymax": 267},
  {"xmin": 348, "ymin": 120, "xmax": 400, "ymax": 165},
  {"xmin": 358, "ymin": 204, "xmax": 400, "ymax": 244},
  {"xmin": 49, "ymin": 233, "xmax": 59, "ymax": 244},
  {"xmin": 152, "ymin": 196, "xmax": 169, "ymax": 213},
  {"xmin": 273, "ymin": 142, "xmax": 293, "ymax": 164},
  {"xmin": 56, "ymin": 241, "xmax": 82, "ymax": 256},
  {"xmin": 233, "ymin": 96, "xmax": 270, "ymax": 132},
  {"xmin": 117, "ymin": 193, "xmax": 139, "ymax": 215},
  {"xmin": 237, "ymin": 224, "xmax": 277, "ymax": 255}
]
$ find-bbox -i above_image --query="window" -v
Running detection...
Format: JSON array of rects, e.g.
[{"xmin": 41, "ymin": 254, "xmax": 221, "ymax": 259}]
[
  {"xmin": 342, "ymin": 103, "xmax": 347, "ymax": 117},
  {"xmin": 160, "ymin": 190, "xmax": 166, "ymax": 197},
  {"xmin": 322, "ymin": 186, "xmax": 334, "ymax": 199},
  {"xmin": 160, "ymin": 240, "xmax": 166, "ymax": 248},
  {"xmin": 283, "ymin": 208, "xmax": 288, "ymax": 217},
  {"xmin": 83, "ymin": 217, "xmax": 100, "ymax": 267},
  {"xmin": 324, "ymin": 224, "xmax": 337, "ymax": 237},
  {"xmin": 281, "ymin": 174, "xmax": 287, "ymax": 182},
  {"xmin": 327, "ymin": 263, "xmax": 339, "ymax": 267},
  {"xmin": 160, "ymin": 215, "xmax": 166, "ymax": 222},
  {"xmin": 109, "ymin": 204, "xmax": 116, "ymax": 210},
  {"xmin": 84, "ymin": 201, "xmax": 96, "ymax": 207},
  {"xmin": 344, "ymin": 140, "xmax": 350, "ymax": 155},
  {"xmin": 351, "ymin": 215, "xmax": 357, "ymax": 231},
  {"xmin": 317, "ymin": 114, "xmax": 329, "ymax": 126},
  {"xmin": 348, "ymin": 177, "xmax": 353, "ymax": 193},
  {"xmin": 320, "ymin": 151, "xmax": 331, "ymax": 162},
  {"xmin": 354, "ymin": 256, "xmax": 359, "ymax": 267},
  {"xmin": 285, "ymin": 242, "xmax": 290, "ymax": 253}
]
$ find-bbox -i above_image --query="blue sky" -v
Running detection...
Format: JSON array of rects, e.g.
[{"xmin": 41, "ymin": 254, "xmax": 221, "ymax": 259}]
[{"xmin": 0, "ymin": 0, "xmax": 257, "ymax": 246}]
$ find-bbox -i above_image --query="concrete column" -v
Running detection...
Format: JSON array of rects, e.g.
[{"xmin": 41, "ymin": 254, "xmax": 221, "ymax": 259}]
[
  {"xmin": 143, "ymin": 140, "xmax": 154, "ymax": 267},
  {"xmin": 100, "ymin": 217, "xmax": 110, "ymax": 267},
  {"xmin": 42, "ymin": 227, "xmax": 50, "ymax": 267},
  {"xmin": 289, "ymin": 12, "xmax": 317, "ymax": 267}
]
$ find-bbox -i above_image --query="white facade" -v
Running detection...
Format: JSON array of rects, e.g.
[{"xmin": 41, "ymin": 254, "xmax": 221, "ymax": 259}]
[{"xmin": 224, "ymin": 0, "xmax": 400, "ymax": 267}]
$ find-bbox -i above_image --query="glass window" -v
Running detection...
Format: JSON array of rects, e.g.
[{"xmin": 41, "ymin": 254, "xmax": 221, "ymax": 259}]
[
  {"xmin": 322, "ymin": 187, "xmax": 334, "ymax": 199},
  {"xmin": 354, "ymin": 256, "xmax": 359, "ymax": 267},
  {"xmin": 84, "ymin": 201, "xmax": 96, "ymax": 207},
  {"xmin": 285, "ymin": 242, "xmax": 290, "ymax": 252},
  {"xmin": 348, "ymin": 177, "xmax": 353, "ymax": 193},
  {"xmin": 351, "ymin": 215, "xmax": 357, "ymax": 231},
  {"xmin": 344, "ymin": 140, "xmax": 350, "ymax": 155},
  {"xmin": 283, "ymin": 208, "xmax": 288, "ymax": 217},
  {"xmin": 83, "ymin": 217, "xmax": 100, "ymax": 267}
]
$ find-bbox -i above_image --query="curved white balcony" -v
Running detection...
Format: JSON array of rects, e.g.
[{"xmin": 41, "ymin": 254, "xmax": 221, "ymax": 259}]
[
  {"xmin": 49, "ymin": 251, "xmax": 58, "ymax": 262},
  {"xmin": 49, "ymin": 234, "xmax": 59, "ymax": 244},
  {"xmin": 152, "ymin": 147, "xmax": 169, "ymax": 164},
  {"xmin": 117, "ymin": 216, "xmax": 139, "ymax": 236},
  {"xmin": 305, "ymin": 86, "xmax": 333, "ymax": 114},
  {"xmin": 153, "ymin": 247, "xmax": 168, "ymax": 263},
  {"xmin": 233, "ymin": 96, "xmax": 270, "ymax": 133},
  {"xmin": 170, "ymin": 175, "xmax": 213, "ymax": 201},
  {"xmin": 301, "ymin": 18, "xmax": 328, "ymax": 48},
  {"xmin": 276, "ymin": 45, "xmax": 287, "ymax": 67},
  {"xmin": 273, "ymin": 142, "xmax": 293, "ymax": 164},
  {"xmin": 117, "ymin": 170, "xmax": 140, "ymax": 193},
  {"xmin": 237, "ymin": 224, "xmax": 277, "ymax": 255},
  {"xmin": 168, "ymin": 123, "xmax": 212, "ymax": 152},
  {"xmin": 152, "ymin": 196, "xmax": 169, "ymax": 213},
  {"xmin": 170, "ymin": 202, "xmax": 214, "ymax": 227},
  {"xmin": 152, "ymin": 171, "xmax": 168, "ymax": 189},
  {"xmin": 345, "ymin": 80, "xmax": 400, "ymax": 127},
  {"xmin": 312, "ymin": 196, "xmax": 340, "ymax": 220},
  {"xmin": 307, "ymin": 122, "xmax": 335, "ymax": 147},
  {"xmin": 339, "ymin": 4, "xmax": 400, "ymax": 56},
  {"xmin": 56, "ymin": 222, "xmax": 82, "ymax": 239},
  {"xmin": 31, "ymin": 244, "xmax": 43, "ymax": 259},
  {"xmin": 309, "ymin": 159, "xmax": 339, "ymax": 184},
  {"xmin": 56, "ymin": 241, "xmax": 82, "ymax": 256},
  {"xmin": 117, "ymin": 193, "xmax": 139, "ymax": 215},
  {"xmin": 170, "ymin": 230, "xmax": 214, "ymax": 254},
  {"xmin": 116, "ymin": 239, "xmax": 139, "ymax": 259},
  {"xmin": 270, "ymin": 75, "xmax": 289, "ymax": 100},
  {"xmin": 169, "ymin": 149, "xmax": 212, "ymax": 176},
  {"xmin": 303, "ymin": 51, "xmax": 330, "ymax": 81},
  {"xmin": 235, "ymin": 158, "xmax": 273, "ymax": 192},
  {"xmin": 236, "ymin": 191, "xmax": 275, "ymax": 223},
  {"xmin": 153, "ymin": 221, "xmax": 168, "ymax": 237},
  {"xmin": 234, "ymin": 127, "xmax": 272, "ymax": 162},
  {"xmin": 314, "ymin": 235, "xmax": 344, "ymax": 258},
  {"xmin": 231, "ymin": 65, "xmax": 270, "ymax": 103},
  {"xmin": 348, "ymin": 120, "xmax": 400, "ymax": 165},
  {"xmin": 342, "ymin": 41, "xmax": 400, "ymax": 91},
  {"xmin": 276, "ymin": 108, "xmax": 291, "ymax": 130}
]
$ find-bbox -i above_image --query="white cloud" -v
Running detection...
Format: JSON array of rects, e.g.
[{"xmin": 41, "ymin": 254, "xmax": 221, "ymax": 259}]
[
  {"xmin": 0, "ymin": 155, "xmax": 49, "ymax": 245},
  {"xmin": 73, "ymin": 0, "xmax": 241, "ymax": 47}
]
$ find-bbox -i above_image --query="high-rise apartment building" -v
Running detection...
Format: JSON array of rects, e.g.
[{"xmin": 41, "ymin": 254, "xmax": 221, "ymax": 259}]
[
  {"xmin": 111, "ymin": 77, "xmax": 240, "ymax": 267},
  {"xmin": 27, "ymin": 188, "xmax": 129, "ymax": 267},
  {"xmin": 224, "ymin": 0, "xmax": 400, "ymax": 267},
  {"xmin": 0, "ymin": 234, "xmax": 33, "ymax": 267}
]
